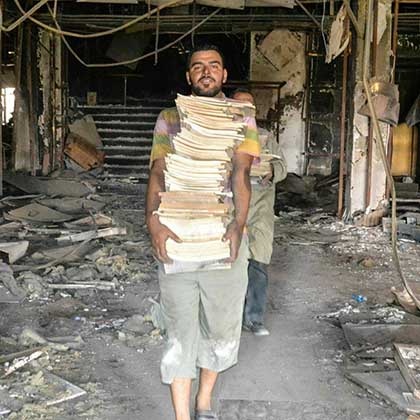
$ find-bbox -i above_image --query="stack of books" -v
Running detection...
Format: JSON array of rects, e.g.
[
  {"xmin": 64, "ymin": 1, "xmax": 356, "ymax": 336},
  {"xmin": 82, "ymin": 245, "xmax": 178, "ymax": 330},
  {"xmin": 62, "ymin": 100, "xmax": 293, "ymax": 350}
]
[
  {"xmin": 250, "ymin": 152, "xmax": 283, "ymax": 178},
  {"xmin": 156, "ymin": 94, "xmax": 255, "ymax": 273}
]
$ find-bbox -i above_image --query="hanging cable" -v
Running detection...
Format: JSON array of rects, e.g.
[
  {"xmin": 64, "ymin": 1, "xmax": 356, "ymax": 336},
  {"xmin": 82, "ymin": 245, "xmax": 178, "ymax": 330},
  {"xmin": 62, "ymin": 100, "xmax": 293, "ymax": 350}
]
[
  {"xmin": 362, "ymin": 0, "xmax": 420, "ymax": 308},
  {"xmin": 12, "ymin": 0, "xmax": 184, "ymax": 39},
  {"xmin": 191, "ymin": 0, "xmax": 196, "ymax": 48},
  {"xmin": 321, "ymin": 0, "xmax": 329, "ymax": 55},
  {"xmin": 295, "ymin": 0, "xmax": 322, "ymax": 31},
  {"xmin": 53, "ymin": 0, "xmax": 58, "ymax": 19},
  {"xmin": 1, "ymin": 0, "xmax": 49, "ymax": 32},
  {"xmin": 154, "ymin": 9, "xmax": 160, "ymax": 65},
  {"xmin": 49, "ymin": 6, "xmax": 221, "ymax": 68}
]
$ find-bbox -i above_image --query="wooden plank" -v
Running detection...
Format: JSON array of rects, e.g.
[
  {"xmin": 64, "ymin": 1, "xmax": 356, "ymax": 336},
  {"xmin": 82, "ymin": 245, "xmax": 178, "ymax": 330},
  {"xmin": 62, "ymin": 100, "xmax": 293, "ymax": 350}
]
[
  {"xmin": 394, "ymin": 344, "xmax": 420, "ymax": 399},
  {"xmin": 0, "ymin": 346, "xmax": 46, "ymax": 364},
  {"xmin": 64, "ymin": 133, "xmax": 104, "ymax": 170}
]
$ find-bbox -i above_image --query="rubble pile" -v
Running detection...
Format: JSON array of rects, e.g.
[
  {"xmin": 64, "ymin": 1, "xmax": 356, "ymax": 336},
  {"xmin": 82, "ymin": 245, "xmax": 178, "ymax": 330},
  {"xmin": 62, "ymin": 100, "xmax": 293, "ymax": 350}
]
[
  {"xmin": 320, "ymin": 302, "xmax": 420, "ymax": 415},
  {"xmin": 0, "ymin": 172, "xmax": 160, "ymax": 418},
  {"xmin": 277, "ymin": 210, "xmax": 420, "ymax": 415}
]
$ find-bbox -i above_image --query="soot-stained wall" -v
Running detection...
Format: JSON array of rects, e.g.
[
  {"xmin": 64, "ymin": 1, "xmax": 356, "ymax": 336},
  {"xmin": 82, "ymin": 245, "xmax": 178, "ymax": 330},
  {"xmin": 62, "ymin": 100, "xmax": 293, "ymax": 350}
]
[{"xmin": 250, "ymin": 30, "xmax": 306, "ymax": 175}]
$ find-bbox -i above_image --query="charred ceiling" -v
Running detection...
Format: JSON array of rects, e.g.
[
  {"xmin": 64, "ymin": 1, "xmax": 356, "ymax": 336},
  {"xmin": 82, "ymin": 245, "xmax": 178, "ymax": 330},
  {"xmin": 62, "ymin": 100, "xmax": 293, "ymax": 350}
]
[{"xmin": 4, "ymin": 0, "xmax": 420, "ymax": 36}]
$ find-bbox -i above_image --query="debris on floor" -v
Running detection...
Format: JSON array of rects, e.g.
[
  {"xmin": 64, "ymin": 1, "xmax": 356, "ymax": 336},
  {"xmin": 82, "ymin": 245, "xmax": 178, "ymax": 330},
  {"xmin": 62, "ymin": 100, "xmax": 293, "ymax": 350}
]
[
  {"xmin": 320, "ymin": 301, "xmax": 420, "ymax": 414},
  {"xmin": 0, "ymin": 175, "xmax": 159, "ymax": 418},
  {"xmin": 274, "ymin": 208, "xmax": 420, "ymax": 417}
]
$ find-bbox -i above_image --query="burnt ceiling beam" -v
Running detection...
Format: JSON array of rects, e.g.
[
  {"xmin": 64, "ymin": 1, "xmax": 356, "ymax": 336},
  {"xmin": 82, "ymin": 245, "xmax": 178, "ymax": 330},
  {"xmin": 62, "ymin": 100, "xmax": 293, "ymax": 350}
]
[
  {"xmin": 34, "ymin": 12, "xmax": 323, "ymax": 32},
  {"xmin": 32, "ymin": 11, "xmax": 420, "ymax": 34}
]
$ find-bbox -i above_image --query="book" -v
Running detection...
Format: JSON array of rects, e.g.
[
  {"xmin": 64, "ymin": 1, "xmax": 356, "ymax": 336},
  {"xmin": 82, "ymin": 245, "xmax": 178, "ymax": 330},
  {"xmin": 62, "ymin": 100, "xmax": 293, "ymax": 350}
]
[
  {"xmin": 250, "ymin": 153, "xmax": 283, "ymax": 178},
  {"xmin": 157, "ymin": 94, "xmax": 255, "ymax": 273}
]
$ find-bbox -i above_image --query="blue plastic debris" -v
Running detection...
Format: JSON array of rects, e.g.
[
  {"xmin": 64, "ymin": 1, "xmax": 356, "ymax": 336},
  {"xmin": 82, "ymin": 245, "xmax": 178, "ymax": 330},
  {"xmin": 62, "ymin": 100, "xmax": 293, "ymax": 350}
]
[{"xmin": 352, "ymin": 294, "xmax": 367, "ymax": 303}]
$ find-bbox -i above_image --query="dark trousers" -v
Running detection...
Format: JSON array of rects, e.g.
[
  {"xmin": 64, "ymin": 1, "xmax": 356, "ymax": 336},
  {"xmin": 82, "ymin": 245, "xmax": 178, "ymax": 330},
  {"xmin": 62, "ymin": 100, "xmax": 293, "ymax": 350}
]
[{"xmin": 243, "ymin": 259, "xmax": 268, "ymax": 325}]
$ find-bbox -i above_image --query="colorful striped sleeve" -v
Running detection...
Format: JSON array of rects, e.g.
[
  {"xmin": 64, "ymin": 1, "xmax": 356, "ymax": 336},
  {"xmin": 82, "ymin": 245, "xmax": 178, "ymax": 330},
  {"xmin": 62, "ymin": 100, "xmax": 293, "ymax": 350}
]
[
  {"xmin": 236, "ymin": 115, "xmax": 261, "ymax": 159},
  {"xmin": 149, "ymin": 109, "xmax": 176, "ymax": 167}
]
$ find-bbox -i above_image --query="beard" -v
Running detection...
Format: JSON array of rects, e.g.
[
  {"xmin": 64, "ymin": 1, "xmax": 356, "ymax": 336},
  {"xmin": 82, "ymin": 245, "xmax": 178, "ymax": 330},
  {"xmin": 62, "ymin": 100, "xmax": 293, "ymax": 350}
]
[{"xmin": 191, "ymin": 80, "xmax": 222, "ymax": 97}]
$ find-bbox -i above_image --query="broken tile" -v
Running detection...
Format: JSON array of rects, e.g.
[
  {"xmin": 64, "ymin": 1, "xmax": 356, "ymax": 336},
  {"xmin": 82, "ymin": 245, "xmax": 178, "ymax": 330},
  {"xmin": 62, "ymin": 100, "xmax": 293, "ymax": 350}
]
[
  {"xmin": 4, "ymin": 172, "xmax": 94, "ymax": 197},
  {"xmin": 36, "ymin": 197, "xmax": 105, "ymax": 215},
  {"xmin": 5, "ymin": 203, "xmax": 74, "ymax": 223}
]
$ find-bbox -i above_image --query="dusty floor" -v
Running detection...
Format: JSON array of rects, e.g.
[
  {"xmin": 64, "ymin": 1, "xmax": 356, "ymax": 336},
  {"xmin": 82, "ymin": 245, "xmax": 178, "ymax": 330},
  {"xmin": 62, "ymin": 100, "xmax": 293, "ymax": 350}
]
[{"xmin": 1, "ymin": 189, "xmax": 418, "ymax": 419}]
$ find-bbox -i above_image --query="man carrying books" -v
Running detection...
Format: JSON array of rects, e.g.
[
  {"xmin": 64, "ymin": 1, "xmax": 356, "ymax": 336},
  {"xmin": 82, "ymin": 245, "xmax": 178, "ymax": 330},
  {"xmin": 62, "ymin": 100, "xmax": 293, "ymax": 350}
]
[
  {"xmin": 232, "ymin": 89, "xmax": 287, "ymax": 337},
  {"xmin": 146, "ymin": 45, "xmax": 260, "ymax": 420}
]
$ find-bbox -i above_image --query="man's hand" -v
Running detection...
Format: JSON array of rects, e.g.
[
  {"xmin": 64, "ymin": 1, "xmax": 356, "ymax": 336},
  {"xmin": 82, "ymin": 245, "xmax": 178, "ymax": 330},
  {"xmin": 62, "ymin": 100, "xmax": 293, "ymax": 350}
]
[
  {"xmin": 223, "ymin": 220, "xmax": 244, "ymax": 263},
  {"xmin": 147, "ymin": 214, "xmax": 181, "ymax": 264},
  {"xmin": 261, "ymin": 163, "xmax": 274, "ymax": 187}
]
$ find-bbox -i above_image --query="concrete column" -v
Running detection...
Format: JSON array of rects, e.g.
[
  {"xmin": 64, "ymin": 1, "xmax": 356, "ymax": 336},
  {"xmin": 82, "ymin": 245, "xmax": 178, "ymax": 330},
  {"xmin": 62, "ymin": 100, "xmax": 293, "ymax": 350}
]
[{"xmin": 348, "ymin": 0, "xmax": 393, "ymax": 216}]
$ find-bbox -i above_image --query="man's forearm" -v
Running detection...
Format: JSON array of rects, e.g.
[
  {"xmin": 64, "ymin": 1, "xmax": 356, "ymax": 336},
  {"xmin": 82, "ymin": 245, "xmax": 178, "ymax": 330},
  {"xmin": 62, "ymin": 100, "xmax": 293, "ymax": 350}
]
[
  {"xmin": 232, "ymin": 154, "xmax": 253, "ymax": 229},
  {"xmin": 146, "ymin": 159, "xmax": 165, "ymax": 224}
]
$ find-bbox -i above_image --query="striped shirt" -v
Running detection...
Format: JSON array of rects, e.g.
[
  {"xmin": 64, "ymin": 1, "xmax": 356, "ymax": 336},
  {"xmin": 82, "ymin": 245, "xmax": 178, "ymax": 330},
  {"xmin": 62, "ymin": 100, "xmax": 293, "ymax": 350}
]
[{"xmin": 149, "ymin": 106, "xmax": 260, "ymax": 166}]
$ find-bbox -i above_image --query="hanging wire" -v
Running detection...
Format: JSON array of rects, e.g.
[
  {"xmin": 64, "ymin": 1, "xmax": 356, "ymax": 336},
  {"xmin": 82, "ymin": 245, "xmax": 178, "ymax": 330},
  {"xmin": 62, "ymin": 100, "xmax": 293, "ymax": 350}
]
[
  {"xmin": 321, "ymin": 0, "xmax": 329, "ymax": 55},
  {"xmin": 52, "ymin": 0, "xmax": 58, "ymax": 19},
  {"xmin": 191, "ymin": 0, "xmax": 196, "ymax": 48},
  {"xmin": 11, "ymin": 0, "xmax": 184, "ymax": 39},
  {"xmin": 1, "ymin": 0, "xmax": 49, "ymax": 32},
  {"xmin": 48, "ymin": 6, "xmax": 221, "ymax": 68},
  {"xmin": 154, "ymin": 8, "xmax": 160, "ymax": 65}
]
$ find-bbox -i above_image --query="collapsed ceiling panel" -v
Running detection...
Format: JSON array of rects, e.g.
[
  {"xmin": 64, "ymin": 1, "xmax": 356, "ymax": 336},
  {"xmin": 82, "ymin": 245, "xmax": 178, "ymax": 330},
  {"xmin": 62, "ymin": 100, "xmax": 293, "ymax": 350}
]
[
  {"xmin": 143, "ymin": 0, "xmax": 294, "ymax": 9},
  {"xmin": 77, "ymin": 0, "xmax": 138, "ymax": 3},
  {"xmin": 141, "ymin": 0, "xmax": 193, "ymax": 6},
  {"xmin": 147, "ymin": 0, "xmax": 244, "ymax": 8},
  {"xmin": 246, "ymin": 0, "xmax": 295, "ymax": 8},
  {"xmin": 196, "ymin": 0, "xmax": 244, "ymax": 9}
]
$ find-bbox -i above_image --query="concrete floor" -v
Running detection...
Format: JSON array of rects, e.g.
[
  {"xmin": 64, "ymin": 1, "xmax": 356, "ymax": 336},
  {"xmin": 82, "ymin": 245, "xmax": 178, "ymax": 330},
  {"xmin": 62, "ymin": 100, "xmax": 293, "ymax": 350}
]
[{"xmin": 93, "ymin": 232, "xmax": 406, "ymax": 420}]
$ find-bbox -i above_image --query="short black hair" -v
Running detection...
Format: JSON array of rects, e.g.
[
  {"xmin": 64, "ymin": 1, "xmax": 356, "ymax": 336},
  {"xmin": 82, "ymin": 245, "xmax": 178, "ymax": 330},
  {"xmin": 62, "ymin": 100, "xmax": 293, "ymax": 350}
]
[
  {"xmin": 186, "ymin": 44, "xmax": 225, "ymax": 69},
  {"xmin": 232, "ymin": 87, "xmax": 252, "ymax": 96}
]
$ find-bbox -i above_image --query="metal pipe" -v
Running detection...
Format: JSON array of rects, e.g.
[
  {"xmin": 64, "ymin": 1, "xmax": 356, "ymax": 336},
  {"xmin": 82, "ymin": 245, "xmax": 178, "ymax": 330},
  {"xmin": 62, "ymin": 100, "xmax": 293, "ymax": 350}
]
[
  {"xmin": 365, "ymin": 0, "xmax": 378, "ymax": 209},
  {"xmin": 386, "ymin": 0, "xmax": 399, "ymax": 198},
  {"xmin": 362, "ymin": 0, "xmax": 420, "ymax": 308},
  {"xmin": 295, "ymin": 0, "xmax": 323, "ymax": 30},
  {"xmin": 154, "ymin": 8, "xmax": 159, "ymax": 65},
  {"xmin": 342, "ymin": 0, "xmax": 363, "ymax": 38},
  {"xmin": 303, "ymin": 32, "xmax": 311, "ymax": 176},
  {"xmin": 392, "ymin": 0, "xmax": 400, "ymax": 64},
  {"xmin": 338, "ymin": 17, "xmax": 349, "ymax": 219}
]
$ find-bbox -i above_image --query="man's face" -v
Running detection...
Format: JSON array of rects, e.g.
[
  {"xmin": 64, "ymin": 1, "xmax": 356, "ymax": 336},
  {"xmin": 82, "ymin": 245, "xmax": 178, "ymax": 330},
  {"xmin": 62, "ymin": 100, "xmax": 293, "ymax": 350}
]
[
  {"xmin": 232, "ymin": 92, "xmax": 255, "ymax": 105},
  {"xmin": 186, "ymin": 50, "xmax": 227, "ymax": 97}
]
